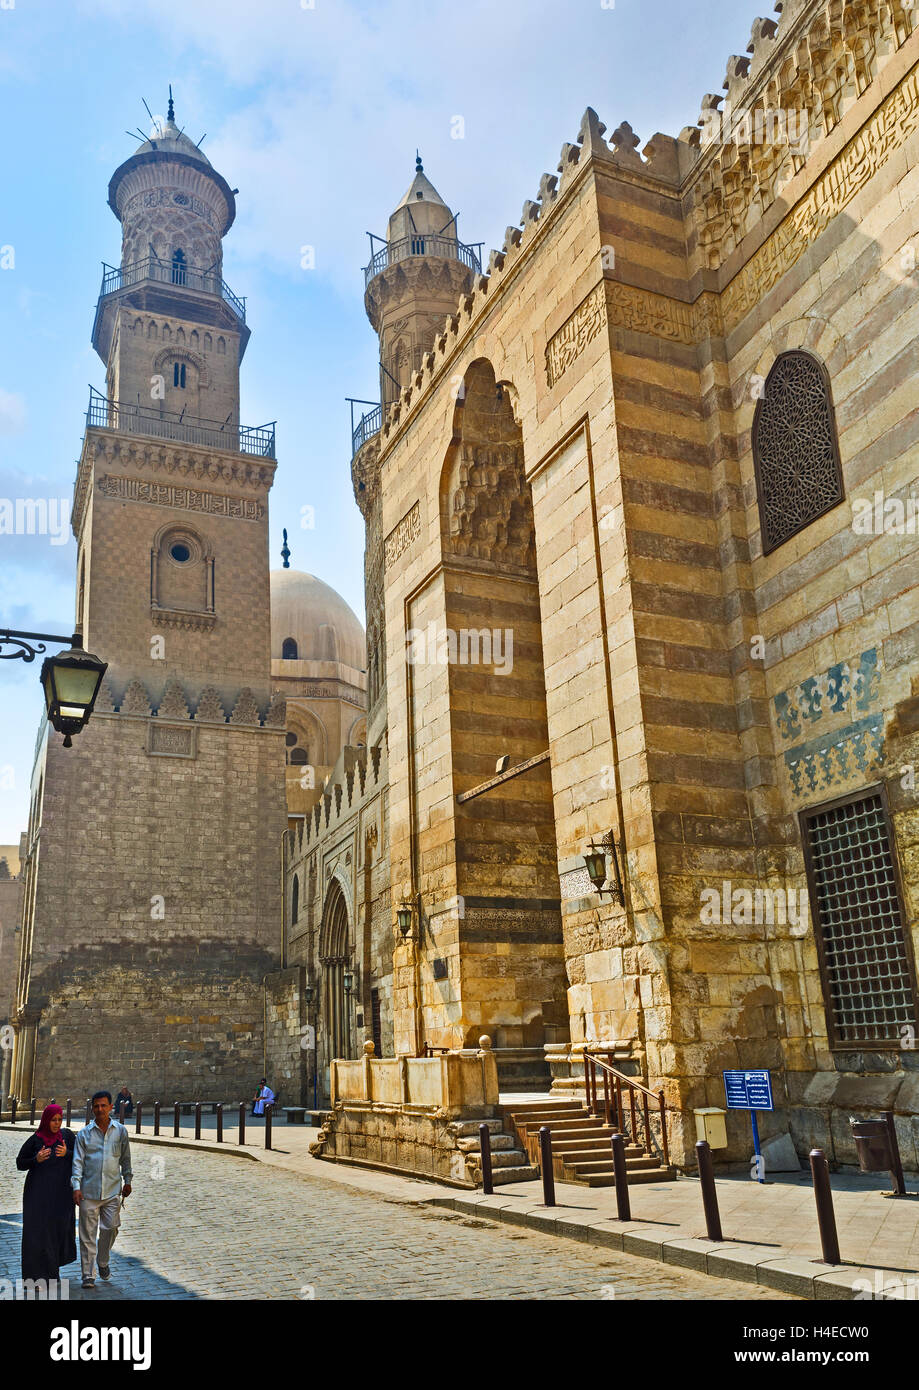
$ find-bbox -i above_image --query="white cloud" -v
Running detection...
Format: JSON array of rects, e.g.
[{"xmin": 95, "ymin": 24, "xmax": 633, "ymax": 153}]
[{"xmin": 0, "ymin": 390, "xmax": 26, "ymax": 435}]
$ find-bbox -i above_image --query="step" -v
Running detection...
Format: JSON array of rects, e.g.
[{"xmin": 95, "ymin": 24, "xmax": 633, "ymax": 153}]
[
  {"xmin": 491, "ymin": 1165, "xmax": 539, "ymax": 1185},
  {"xmin": 553, "ymin": 1140, "xmax": 645, "ymax": 1158},
  {"xmin": 582, "ymin": 1167, "xmax": 677, "ymax": 1187},
  {"xmin": 565, "ymin": 1155, "xmax": 663, "ymax": 1175},
  {"xmin": 490, "ymin": 1150, "xmax": 532, "ymax": 1168},
  {"xmin": 456, "ymin": 1134, "xmax": 517, "ymax": 1153},
  {"xmin": 452, "ymin": 1118, "xmax": 505, "ymax": 1138},
  {"xmin": 508, "ymin": 1108, "xmax": 589, "ymax": 1125}
]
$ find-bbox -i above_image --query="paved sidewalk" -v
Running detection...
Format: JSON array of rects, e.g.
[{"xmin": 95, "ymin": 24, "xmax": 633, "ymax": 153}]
[{"xmin": 4, "ymin": 1116, "xmax": 917, "ymax": 1299}]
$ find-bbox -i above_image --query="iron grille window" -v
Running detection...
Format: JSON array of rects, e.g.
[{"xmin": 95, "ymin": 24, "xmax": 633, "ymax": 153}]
[
  {"xmin": 752, "ymin": 350, "xmax": 845, "ymax": 554},
  {"xmin": 801, "ymin": 789, "xmax": 917, "ymax": 1048}
]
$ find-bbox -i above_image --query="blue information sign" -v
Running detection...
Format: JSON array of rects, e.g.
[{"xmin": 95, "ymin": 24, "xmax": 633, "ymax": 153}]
[
  {"xmin": 722, "ymin": 1070, "xmax": 773, "ymax": 1183},
  {"xmin": 723, "ymin": 1069, "xmax": 774, "ymax": 1112}
]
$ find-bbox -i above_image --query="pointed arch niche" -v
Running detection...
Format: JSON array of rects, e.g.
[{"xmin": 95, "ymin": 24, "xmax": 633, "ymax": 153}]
[{"xmin": 436, "ymin": 358, "xmax": 567, "ymax": 1049}]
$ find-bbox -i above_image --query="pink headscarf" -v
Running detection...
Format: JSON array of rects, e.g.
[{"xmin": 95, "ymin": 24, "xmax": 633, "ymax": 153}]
[{"xmin": 36, "ymin": 1103, "xmax": 64, "ymax": 1150}]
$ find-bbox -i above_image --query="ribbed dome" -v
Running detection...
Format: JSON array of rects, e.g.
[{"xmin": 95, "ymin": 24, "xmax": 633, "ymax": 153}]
[
  {"xmin": 134, "ymin": 117, "xmax": 212, "ymax": 167},
  {"xmin": 270, "ymin": 569, "xmax": 365, "ymax": 669}
]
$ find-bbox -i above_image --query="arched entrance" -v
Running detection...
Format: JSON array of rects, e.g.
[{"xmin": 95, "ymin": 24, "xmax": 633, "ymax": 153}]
[{"xmin": 320, "ymin": 878, "xmax": 354, "ymax": 1064}]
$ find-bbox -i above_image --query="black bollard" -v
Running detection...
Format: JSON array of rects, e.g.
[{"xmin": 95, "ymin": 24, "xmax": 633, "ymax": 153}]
[
  {"xmin": 118, "ymin": 1101, "xmax": 126, "ymax": 1124},
  {"xmin": 154, "ymin": 1101, "xmax": 160, "ymax": 1137},
  {"xmin": 194, "ymin": 1101, "xmax": 201, "ymax": 1141},
  {"xmin": 216, "ymin": 1103, "xmax": 223, "ymax": 1144},
  {"xmin": 238, "ymin": 1102, "xmax": 246, "ymax": 1146},
  {"xmin": 30, "ymin": 1098, "xmax": 36, "ymax": 1125},
  {"xmin": 809, "ymin": 1148, "xmax": 841, "ymax": 1265},
  {"xmin": 610, "ymin": 1133, "xmax": 632, "ymax": 1222},
  {"xmin": 538, "ymin": 1126, "xmax": 555, "ymax": 1207},
  {"xmin": 696, "ymin": 1139, "xmax": 724, "ymax": 1241},
  {"xmin": 10, "ymin": 1097, "xmax": 16, "ymax": 1125},
  {"xmin": 479, "ymin": 1122, "xmax": 494, "ymax": 1195},
  {"xmin": 265, "ymin": 1103, "xmax": 273, "ymax": 1151},
  {"xmin": 173, "ymin": 1101, "xmax": 180, "ymax": 1139},
  {"xmin": 135, "ymin": 1103, "xmax": 142, "ymax": 1135},
  {"xmin": 85, "ymin": 1098, "xmax": 92, "ymax": 1125},
  {"xmin": 883, "ymin": 1111, "xmax": 907, "ymax": 1196},
  {"xmin": 65, "ymin": 1098, "xmax": 72, "ymax": 1127}
]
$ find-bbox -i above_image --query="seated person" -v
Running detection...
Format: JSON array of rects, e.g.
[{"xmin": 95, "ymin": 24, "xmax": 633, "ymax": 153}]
[
  {"xmin": 252, "ymin": 1079, "xmax": 275, "ymax": 1116},
  {"xmin": 115, "ymin": 1085, "xmax": 133, "ymax": 1118}
]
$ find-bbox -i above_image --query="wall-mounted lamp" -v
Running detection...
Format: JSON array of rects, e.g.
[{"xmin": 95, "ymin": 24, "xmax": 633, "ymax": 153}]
[
  {"xmin": 396, "ymin": 900, "xmax": 413, "ymax": 937},
  {"xmin": 583, "ymin": 830, "xmax": 625, "ymax": 905},
  {"xmin": 343, "ymin": 968, "xmax": 354, "ymax": 995}
]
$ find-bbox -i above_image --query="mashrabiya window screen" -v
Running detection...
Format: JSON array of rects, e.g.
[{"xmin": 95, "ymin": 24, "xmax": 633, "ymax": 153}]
[
  {"xmin": 752, "ymin": 350, "xmax": 845, "ymax": 554},
  {"xmin": 803, "ymin": 792, "xmax": 915, "ymax": 1046}
]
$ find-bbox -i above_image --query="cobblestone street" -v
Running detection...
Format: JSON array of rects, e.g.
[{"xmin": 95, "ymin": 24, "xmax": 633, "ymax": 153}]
[{"xmin": 0, "ymin": 1132, "xmax": 789, "ymax": 1300}]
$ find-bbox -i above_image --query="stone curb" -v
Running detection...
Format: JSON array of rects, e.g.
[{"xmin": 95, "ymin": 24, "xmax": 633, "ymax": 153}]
[{"xmin": 426, "ymin": 1193, "xmax": 896, "ymax": 1300}]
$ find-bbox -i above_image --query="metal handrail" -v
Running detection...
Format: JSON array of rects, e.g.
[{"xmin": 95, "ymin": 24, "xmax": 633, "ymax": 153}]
[
  {"xmin": 85, "ymin": 386, "xmax": 275, "ymax": 458},
  {"xmin": 583, "ymin": 1048, "xmax": 671, "ymax": 1168},
  {"xmin": 98, "ymin": 257, "xmax": 247, "ymax": 323},
  {"xmin": 352, "ymin": 403, "xmax": 382, "ymax": 456},
  {"xmin": 363, "ymin": 232, "xmax": 482, "ymax": 289}
]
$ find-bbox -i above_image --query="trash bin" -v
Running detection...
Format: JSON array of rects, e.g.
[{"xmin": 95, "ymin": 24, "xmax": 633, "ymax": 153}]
[{"xmin": 850, "ymin": 1118, "xmax": 894, "ymax": 1173}]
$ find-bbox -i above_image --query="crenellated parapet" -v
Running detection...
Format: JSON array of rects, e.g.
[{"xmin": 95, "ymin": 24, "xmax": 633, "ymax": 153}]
[
  {"xmin": 290, "ymin": 742, "xmax": 387, "ymax": 857},
  {"xmin": 370, "ymin": 1, "xmax": 918, "ymax": 452},
  {"xmin": 688, "ymin": 0, "xmax": 919, "ymax": 269},
  {"xmin": 92, "ymin": 674, "xmax": 286, "ymax": 728}
]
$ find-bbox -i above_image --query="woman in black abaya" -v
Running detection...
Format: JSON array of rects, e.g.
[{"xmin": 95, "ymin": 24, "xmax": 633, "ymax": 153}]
[{"xmin": 16, "ymin": 1102, "xmax": 77, "ymax": 1281}]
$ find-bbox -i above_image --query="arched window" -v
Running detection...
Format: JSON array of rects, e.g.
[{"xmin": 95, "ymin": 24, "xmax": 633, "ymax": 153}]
[
  {"xmin": 752, "ymin": 351, "xmax": 845, "ymax": 555},
  {"xmin": 171, "ymin": 248, "xmax": 187, "ymax": 285},
  {"xmin": 292, "ymin": 874, "xmax": 300, "ymax": 924},
  {"xmin": 282, "ymin": 637, "xmax": 298, "ymax": 660},
  {"xmin": 173, "ymin": 362, "xmax": 186, "ymax": 389},
  {"xmin": 290, "ymin": 747, "xmax": 309, "ymax": 765}
]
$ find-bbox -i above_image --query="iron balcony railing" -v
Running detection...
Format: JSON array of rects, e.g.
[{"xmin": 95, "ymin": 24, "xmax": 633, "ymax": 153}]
[
  {"xmin": 363, "ymin": 233, "xmax": 482, "ymax": 289},
  {"xmin": 85, "ymin": 387, "xmax": 275, "ymax": 458},
  {"xmin": 98, "ymin": 257, "xmax": 247, "ymax": 324},
  {"xmin": 352, "ymin": 403, "xmax": 382, "ymax": 457}
]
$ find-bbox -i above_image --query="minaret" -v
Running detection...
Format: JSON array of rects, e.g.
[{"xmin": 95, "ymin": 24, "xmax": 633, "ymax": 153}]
[
  {"xmin": 364, "ymin": 155, "xmax": 478, "ymax": 406},
  {"xmin": 10, "ymin": 95, "xmax": 287, "ymax": 1105}
]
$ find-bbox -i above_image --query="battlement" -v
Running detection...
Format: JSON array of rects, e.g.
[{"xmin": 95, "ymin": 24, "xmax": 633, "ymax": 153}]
[
  {"xmin": 374, "ymin": 0, "xmax": 918, "ymax": 454},
  {"xmin": 92, "ymin": 674, "xmax": 286, "ymax": 728},
  {"xmin": 291, "ymin": 740, "xmax": 386, "ymax": 856}
]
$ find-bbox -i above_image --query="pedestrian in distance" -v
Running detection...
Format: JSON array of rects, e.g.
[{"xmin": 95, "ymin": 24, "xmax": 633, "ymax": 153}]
[
  {"xmin": 15, "ymin": 1102, "xmax": 77, "ymax": 1283},
  {"xmin": 72, "ymin": 1090, "xmax": 133, "ymax": 1289},
  {"xmin": 252, "ymin": 1077, "xmax": 275, "ymax": 1116},
  {"xmin": 115, "ymin": 1084, "xmax": 134, "ymax": 1119}
]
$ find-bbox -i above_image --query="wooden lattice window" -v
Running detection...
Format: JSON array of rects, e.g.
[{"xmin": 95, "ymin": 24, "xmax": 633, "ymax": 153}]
[
  {"xmin": 752, "ymin": 350, "xmax": 845, "ymax": 554},
  {"xmin": 801, "ymin": 787, "xmax": 917, "ymax": 1049}
]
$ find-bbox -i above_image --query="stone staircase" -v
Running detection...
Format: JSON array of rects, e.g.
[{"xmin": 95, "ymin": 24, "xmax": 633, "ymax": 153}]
[
  {"xmin": 502, "ymin": 1100, "xmax": 677, "ymax": 1188},
  {"xmin": 452, "ymin": 1116, "xmax": 538, "ymax": 1186}
]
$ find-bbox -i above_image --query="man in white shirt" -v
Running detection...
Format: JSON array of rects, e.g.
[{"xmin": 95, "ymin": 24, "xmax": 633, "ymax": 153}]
[{"xmin": 72, "ymin": 1090, "xmax": 133, "ymax": 1289}]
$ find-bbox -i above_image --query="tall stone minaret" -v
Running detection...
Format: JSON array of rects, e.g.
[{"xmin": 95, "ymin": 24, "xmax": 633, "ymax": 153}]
[
  {"xmin": 10, "ymin": 95, "xmax": 288, "ymax": 1105},
  {"xmin": 364, "ymin": 155, "xmax": 477, "ymax": 407}
]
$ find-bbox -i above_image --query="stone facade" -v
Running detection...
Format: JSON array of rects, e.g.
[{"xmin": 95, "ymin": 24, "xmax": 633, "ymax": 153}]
[
  {"xmin": 292, "ymin": 0, "xmax": 919, "ymax": 1167},
  {"xmin": 10, "ymin": 108, "xmax": 288, "ymax": 1105}
]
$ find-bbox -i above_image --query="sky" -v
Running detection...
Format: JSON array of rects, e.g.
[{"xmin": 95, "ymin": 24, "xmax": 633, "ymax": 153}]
[{"xmin": 0, "ymin": 0, "xmax": 768, "ymax": 840}]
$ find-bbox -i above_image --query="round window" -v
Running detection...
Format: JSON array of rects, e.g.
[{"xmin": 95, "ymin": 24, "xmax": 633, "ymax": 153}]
[
  {"xmin": 285, "ymin": 732, "xmax": 298, "ymax": 747},
  {"xmin": 170, "ymin": 543, "xmax": 191, "ymax": 563}
]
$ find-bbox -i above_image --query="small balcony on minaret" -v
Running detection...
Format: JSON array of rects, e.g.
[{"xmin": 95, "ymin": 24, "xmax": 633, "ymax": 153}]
[
  {"xmin": 91, "ymin": 255, "xmax": 251, "ymax": 364},
  {"xmin": 85, "ymin": 385, "xmax": 276, "ymax": 458}
]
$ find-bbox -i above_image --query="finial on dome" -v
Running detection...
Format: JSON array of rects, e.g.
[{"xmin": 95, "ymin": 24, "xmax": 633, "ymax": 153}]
[
  {"xmin": 167, "ymin": 84, "xmax": 175, "ymax": 124},
  {"xmin": 416, "ymin": 150, "xmax": 423, "ymax": 173},
  {"xmin": 281, "ymin": 528, "xmax": 291, "ymax": 569}
]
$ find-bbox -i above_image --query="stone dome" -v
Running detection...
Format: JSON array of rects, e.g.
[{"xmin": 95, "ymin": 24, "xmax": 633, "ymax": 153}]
[
  {"xmin": 270, "ymin": 569, "xmax": 365, "ymax": 670},
  {"xmin": 134, "ymin": 117, "xmax": 213, "ymax": 167}
]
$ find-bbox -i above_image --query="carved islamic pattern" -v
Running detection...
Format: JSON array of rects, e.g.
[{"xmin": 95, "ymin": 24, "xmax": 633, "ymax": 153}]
[
  {"xmin": 384, "ymin": 502, "xmax": 421, "ymax": 568},
  {"xmin": 97, "ymin": 475, "xmax": 265, "ymax": 520},
  {"xmin": 545, "ymin": 284, "xmax": 607, "ymax": 385},
  {"xmin": 447, "ymin": 444, "xmax": 535, "ymax": 568},
  {"xmin": 752, "ymin": 352, "xmax": 844, "ymax": 554}
]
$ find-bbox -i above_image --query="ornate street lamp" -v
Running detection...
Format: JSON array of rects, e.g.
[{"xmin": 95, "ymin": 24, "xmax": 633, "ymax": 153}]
[
  {"xmin": 583, "ymin": 830, "xmax": 625, "ymax": 905},
  {"xmin": 1, "ymin": 628, "xmax": 107, "ymax": 747},
  {"xmin": 396, "ymin": 902, "xmax": 413, "ymax": 937},
  {"xmin": 343, "ymin": 968, "xmax": 353, "ymax": 995}
]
